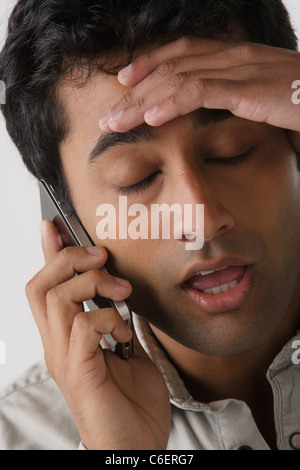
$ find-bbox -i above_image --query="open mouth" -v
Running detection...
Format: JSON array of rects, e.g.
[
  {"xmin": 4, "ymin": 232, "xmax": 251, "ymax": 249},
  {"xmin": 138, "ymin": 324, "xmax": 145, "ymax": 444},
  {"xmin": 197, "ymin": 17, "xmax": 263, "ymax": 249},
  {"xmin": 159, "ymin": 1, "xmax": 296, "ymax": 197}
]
[{"xmin": 183, "ymin": 264, "xmax": 254, "ymax": 313}]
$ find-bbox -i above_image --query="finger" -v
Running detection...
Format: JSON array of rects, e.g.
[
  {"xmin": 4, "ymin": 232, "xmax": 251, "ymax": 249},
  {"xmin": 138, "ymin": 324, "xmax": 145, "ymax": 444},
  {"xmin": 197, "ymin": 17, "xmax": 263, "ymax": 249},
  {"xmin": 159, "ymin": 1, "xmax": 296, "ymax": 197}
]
[
  {"xmin": 26, "ymin": 272, "xmax": 52, "ymax": 354},
  {"xmin": 68, "ymin": 308, "xmax": 133, "ymax": 382},
  {"xmin": 45, "ymin": 267, "xmax": 132, "ymax": 360},
  {"xmin": 118, "ymin": 37, "xmax": 238, "ymax": 86},
  {"xmin": 40, "ymin": 220, "xmax": 64, "ymax": 264},
  {"xmin": 100, "ymin": 70, "xmax": 195, "ymax": 132},
  {"xmin": 26, "ymin": 245, "xmax": 107, "ymax": 316},
  {"xmin": 152, "ymin": 78, "xmax": 252, "ymax": 126},
  {"xmin": 26, "ymin": 245, "xmax": 108, "ymax": 335},
  {"xmin": 100, "ymin": 47, "xmax": 265, "ymax": 133},
  {"xmin": 101, "ymin": 57, "xmax": 197, "ymax": 132},
  {"xmin": 142, "ymin": 78, "xmax": 247, "ymax": 128},
  {"xmin": 100, "ymin": 42, "xmax": 287, "ymax": 133},
  {"xmin": 100, "ymin": 47, "xmax": 235, "ymax": 131},
  {"xmin": 118, "ymin": 39, "xmax": 284, "ymax": 87},
  {"xmin": 103, "ymin": 64, "xmax": 255, "ymax": 133},
  {"xmin": 141, "ymin": 74, "xmax": 298, "ymax": 131},
  {"xmin": 48, "ymin": 268, "xmax": 132, "ymax": 309},
  {"xmin": 35, "ymin": 245, "xmax": 109, "ymax": 292},
  {"xmin": 25, "ymin": 245, "xmax": 108, "ymax": 360}
]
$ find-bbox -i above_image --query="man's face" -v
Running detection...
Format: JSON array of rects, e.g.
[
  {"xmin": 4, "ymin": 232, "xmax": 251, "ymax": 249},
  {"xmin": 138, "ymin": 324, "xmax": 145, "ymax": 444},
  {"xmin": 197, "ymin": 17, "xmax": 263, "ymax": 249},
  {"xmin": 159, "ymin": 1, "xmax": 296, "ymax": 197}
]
[{"xmin": 59, "ymin": 69, "xmax": 300, "ymax": 356}]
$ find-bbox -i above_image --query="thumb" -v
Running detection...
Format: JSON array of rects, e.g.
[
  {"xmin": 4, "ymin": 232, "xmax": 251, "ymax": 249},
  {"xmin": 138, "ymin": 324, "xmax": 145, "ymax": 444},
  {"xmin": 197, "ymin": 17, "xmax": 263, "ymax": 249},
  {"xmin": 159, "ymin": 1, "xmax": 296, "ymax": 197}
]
[{"xmin": 40, "ymin": 219, "xmax": 64, "ymax": 264}]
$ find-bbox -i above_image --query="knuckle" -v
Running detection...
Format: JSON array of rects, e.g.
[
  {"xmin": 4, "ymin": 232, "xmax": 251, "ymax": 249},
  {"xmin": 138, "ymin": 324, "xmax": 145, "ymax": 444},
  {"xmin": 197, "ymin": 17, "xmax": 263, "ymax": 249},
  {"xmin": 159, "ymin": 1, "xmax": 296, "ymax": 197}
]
[
  {"xmin": 59, "ymin": 246, "xmax": 74, "ymax": 261},
  {"xmin": 121, "ymin": 90, "xmax": 134, "ymax": 106},
  {"xmin": 73, "ymin": 311, "xmax": 90, "ymax": 331},
  {"xmin": 231, "ymin": 43, "xmax": 256, "ymax": 60},
  {"xmin": 83, "ymin": 269, "xmax": 101, "ymax": 295},
  {"xmin": 177, "ymin": 36, "xmax": 195, "ymax": 52},
  {"xmin": 25, "ymin": 277, "xmax": 38, "ymax": 299},
  {"xmin": 134, "ymin": 96, "xmax": 145, "ymax": 110},
  {"xmin": 192, "ymin": 77, "xmax": 210, "ymax": 95},
  {"xmin": 156, "ymin": 58, "xmax": 180, "ymax": 78},
  {"xmin": 45, "ymin": 288, "xmax": 56, "ymax": 306},
  {"xmin": 167, "ymin": 71, "xmax": 190, "ymax": 89},
  {"xmin": 46, "ymin": 284, "xmax": 65, "ymax": 306},
  {"xmin": 86, "ymin": 268, "xmax": 102, "ymax": 284},
  {"xmin": 57, "ymin": 246, "xmax": 79, "ymax": 276},
  {"xmin": 177, "ymin": 36, "xmax": 203, "ymax": 53},
  {"xmin": 168, "ymin": 94, "xmax": 178, "ymax": 106}
]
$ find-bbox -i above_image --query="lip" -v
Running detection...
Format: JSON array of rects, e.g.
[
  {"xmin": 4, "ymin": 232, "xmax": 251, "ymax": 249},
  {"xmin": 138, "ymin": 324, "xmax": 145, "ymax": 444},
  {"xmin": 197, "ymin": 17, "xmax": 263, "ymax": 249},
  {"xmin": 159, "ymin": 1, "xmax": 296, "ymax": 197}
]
[
  {"xmin": 182, "ymin": 262, "xmax": 254, "ymax": 314},
  {"xmin": 182, "ymin": 257, "xmax": 252, "ymax": 283}
]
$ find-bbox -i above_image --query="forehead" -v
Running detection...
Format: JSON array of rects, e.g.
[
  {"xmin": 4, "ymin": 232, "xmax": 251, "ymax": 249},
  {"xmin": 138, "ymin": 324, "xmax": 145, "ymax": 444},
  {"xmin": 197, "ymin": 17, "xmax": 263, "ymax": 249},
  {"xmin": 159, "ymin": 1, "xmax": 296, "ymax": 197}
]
[
  {"xmin": 57, "ymin": 32, "xmax": 246, "ymax": 143},
  {"xmin": 59, "ymin": 71, "xmax": 126, "ymax": 135},
  {"xmin": 58, "ymin": 68, "xmax": 234, "ymax": 152}
]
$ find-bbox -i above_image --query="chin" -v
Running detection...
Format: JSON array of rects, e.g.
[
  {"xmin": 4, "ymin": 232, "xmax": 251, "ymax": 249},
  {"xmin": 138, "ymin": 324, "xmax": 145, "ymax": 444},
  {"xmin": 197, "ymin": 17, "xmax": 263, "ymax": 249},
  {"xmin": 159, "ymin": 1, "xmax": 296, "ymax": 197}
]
[{"xmin": 164, "ymin": 305, "xmax": 282, "ymax": 357}]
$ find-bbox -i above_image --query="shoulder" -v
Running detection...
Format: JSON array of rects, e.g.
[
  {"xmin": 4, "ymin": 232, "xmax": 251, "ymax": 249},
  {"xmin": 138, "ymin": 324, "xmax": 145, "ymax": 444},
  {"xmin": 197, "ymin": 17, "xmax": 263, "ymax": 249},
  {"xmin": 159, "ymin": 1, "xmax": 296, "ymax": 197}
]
[
  {"xmin": 0, "ymin": 361, "xmax": 80, "ymax": 450},
  {"xmin": 0, "ymin": 361, "xmax": 52, "ymax": 400}
]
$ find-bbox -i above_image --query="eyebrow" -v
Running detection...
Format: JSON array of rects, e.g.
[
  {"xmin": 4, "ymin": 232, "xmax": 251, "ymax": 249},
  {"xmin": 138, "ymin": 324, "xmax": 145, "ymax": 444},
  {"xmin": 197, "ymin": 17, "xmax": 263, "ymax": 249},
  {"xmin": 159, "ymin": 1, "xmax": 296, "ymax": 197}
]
[
  {"xmin": 88, "ymin": 124, "xmax": 158, "ymax": 164},
  {"xmin": 88, "ymin": 109, "xmax": 234, "ymax": 164}
]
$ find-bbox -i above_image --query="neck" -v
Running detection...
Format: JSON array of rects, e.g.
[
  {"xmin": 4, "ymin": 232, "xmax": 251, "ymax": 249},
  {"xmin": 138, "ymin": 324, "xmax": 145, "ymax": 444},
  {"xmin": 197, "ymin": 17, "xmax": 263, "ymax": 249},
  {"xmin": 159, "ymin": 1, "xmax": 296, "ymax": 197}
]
[{"xmin": 150, "ymin": 299, "xmax": 300, "ymax": 405}]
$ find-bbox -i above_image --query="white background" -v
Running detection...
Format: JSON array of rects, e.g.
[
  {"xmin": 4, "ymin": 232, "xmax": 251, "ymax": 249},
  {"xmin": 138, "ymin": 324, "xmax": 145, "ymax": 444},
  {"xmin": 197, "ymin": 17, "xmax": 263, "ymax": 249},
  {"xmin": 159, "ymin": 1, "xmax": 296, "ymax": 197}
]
[{"xmin": 0, "ymin": 0, "xmax": 300, "ymax": 389}]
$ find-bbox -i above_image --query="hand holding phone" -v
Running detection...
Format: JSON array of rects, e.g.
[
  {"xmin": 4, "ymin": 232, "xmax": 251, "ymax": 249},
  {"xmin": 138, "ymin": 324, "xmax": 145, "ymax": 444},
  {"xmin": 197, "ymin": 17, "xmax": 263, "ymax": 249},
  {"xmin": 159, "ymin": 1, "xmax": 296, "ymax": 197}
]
[
  {"xmin": 39, "ymin": 180, "xmax": 133, "ymax": 359},
  {"xmin": 26, "ymin": 195, "xmax": 170, "ymax": 449}
]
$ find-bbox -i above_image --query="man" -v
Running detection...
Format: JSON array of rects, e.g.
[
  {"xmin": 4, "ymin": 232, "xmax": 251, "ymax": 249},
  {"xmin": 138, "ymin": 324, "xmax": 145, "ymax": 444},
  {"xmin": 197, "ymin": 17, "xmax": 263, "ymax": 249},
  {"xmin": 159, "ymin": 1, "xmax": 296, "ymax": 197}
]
[{"xmin": 0, "ymin": 0, "xmax": 300, "ymax": 450}]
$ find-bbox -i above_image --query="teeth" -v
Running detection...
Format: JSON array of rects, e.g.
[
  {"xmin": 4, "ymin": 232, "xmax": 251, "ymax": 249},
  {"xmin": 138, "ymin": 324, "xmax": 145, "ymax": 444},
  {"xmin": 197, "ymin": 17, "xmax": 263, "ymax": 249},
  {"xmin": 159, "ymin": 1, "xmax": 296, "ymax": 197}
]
[
  {"xmin": 198, "ymin": 266, "xmax": 229, "ymax": 276},
  {"xmin": 203, "ymin": 281, "xmax": 238, "ymax": 295}
]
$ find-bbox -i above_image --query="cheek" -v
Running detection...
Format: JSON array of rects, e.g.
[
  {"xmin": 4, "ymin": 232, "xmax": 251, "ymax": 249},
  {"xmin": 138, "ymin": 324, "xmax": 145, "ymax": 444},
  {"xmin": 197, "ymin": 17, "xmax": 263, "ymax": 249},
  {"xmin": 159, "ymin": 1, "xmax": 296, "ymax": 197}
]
[
  {"xmin": 88, "ymin": 219, "xmax": 161, "ymax": 284},
  {"xmin": 251, "ymin": 154, "xmax": 300, "ymax": 269},
  {"xmin": 263, "ymin": 158, "xmax": 300, "ymax": 228},
  {"xmin": 237, "ymin": 150, "xmax": 300, "ymax": 235}
]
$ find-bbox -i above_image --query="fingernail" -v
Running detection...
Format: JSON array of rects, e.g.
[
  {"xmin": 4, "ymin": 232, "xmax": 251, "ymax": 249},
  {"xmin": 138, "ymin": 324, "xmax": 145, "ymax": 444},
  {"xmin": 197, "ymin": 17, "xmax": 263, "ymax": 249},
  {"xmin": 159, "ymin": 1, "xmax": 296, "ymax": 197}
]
[
  {"xmin": 145, "ymin": 106, "xmax": 158, "ymax": 120},
  {"xmin": 114, "ymin": 277, "xmax": 130, "ymax": 287},
  {"xmin": 86, "ymin": 246, "xmax": 104, "ymax": 256},
  {"xmin": 110, "ymin": 109, "xmax": 124, "ymax": 123},
  {"xmin": 118, "ymin": 64, "xmax": 132, "ymax": 82},
  {"xmin": 99, "ymin": 112, "xmax": 110, "ymax": 129}
]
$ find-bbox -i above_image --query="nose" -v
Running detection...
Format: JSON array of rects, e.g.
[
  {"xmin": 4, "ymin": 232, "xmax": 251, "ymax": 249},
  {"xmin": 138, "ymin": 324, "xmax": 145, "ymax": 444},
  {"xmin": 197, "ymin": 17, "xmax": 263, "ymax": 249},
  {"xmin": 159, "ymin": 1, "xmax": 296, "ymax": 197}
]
[{"xmin": 170, "ymin": 167, "xmax": 235, "ymax": 245}]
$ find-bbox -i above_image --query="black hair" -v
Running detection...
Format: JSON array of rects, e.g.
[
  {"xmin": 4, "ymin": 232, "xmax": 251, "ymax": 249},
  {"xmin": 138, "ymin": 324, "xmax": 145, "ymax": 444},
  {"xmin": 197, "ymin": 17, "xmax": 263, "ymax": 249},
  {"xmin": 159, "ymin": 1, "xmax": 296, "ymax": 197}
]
[{"xmin": 0, "ymin": 0, "xmax": 298, "ymax": 209}]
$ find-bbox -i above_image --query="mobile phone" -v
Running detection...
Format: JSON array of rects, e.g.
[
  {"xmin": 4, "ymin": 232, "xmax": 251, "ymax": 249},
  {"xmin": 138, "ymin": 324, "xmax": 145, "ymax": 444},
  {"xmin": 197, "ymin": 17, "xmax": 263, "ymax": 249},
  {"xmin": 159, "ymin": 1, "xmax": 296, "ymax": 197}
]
[{"xmin": 39, "ymin": 179, "xmax": 133, "ymax": 360}]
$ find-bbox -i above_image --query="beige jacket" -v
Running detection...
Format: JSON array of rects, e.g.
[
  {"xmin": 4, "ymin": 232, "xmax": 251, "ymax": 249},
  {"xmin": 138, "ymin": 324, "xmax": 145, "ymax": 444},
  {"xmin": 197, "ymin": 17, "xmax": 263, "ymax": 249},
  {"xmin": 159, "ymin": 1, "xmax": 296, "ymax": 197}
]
[{"xmin": 0, "ymin": 314, "xmax": 300, "ymax": 450}]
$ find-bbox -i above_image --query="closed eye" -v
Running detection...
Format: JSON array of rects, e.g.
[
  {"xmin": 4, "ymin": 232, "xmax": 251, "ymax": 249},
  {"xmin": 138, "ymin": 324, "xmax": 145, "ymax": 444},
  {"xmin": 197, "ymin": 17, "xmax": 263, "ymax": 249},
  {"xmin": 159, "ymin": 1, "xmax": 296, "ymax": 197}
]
[
  {"xmin": 114, "ymin": 148, "xmax": 254, "ymax": 195},
  {"xmin": 206, "ymin": 148, "xmax": 254, "ymax": 166},
  {"xmin": 114, "ymin": 170, "xmax": 162, "ymax": 195}
]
